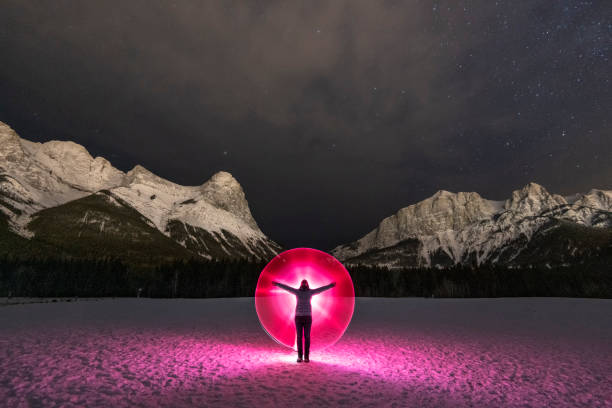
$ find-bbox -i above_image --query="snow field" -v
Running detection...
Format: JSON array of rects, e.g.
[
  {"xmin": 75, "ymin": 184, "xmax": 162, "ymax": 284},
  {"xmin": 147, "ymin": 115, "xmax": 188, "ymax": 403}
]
[{"xmin": 0, "ymin": 297, "xmax": 610, "ymax": 407}]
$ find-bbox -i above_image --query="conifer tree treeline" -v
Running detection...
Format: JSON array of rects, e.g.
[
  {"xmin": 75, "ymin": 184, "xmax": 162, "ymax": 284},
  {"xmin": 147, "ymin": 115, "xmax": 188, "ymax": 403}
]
[{"xmin": 0, "ymin": 257, "xmax": 610, "ymax": 298}]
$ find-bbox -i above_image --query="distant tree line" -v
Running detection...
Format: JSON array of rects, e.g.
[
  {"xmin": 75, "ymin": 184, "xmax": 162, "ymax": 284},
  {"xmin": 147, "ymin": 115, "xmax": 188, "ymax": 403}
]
[
  {"xmin": 0, "ymin": 257, "xmax": 610, "ymax": 298},
  {"xmin": 0, "ymin": 257, "xmax": 266, "ymax": 298},
  {"xmin": 349, "ymin": 263, "xmax": 611, "ymax": 298}
]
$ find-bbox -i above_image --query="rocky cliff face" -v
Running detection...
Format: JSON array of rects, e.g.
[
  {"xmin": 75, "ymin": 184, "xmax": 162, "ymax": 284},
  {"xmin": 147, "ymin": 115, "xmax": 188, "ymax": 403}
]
[
  {"xmin": 332, "ymin": 182, "xmax": 612, "ymax": 268},
  {"xmin": 0, "ymin": 121, "xmax": 281, "ymax": 261},
  {"xmin": 112, "ymin": 165, "xmax": 279, "ymax": 260}
]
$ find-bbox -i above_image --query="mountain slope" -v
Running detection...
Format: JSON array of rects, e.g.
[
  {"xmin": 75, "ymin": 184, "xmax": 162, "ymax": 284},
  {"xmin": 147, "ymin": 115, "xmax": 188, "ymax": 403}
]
[
  {"xmin": 332, "ymin": 183, "xmax": 612, "ymax": 268},
  {"xmin": 0, "ymin": 121, "xmax": 281, "ymax": 262},
  {"xmin": 0, "ymin": 206, "xmax": 31, "ymax": 256},
  {"xmin": 27, "ymin": 191, "xmax": 196, "ymax": 265},
  {"xmin": 111, "ymin": 166, "xmax": 281, "ymax": 260}
]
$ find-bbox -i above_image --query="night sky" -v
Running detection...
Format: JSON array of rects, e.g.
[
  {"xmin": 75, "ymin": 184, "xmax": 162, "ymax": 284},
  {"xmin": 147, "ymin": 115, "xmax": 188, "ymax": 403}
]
[{"xmin": 0, "ymin": 1, "xmax": 610, "ymax": 250}]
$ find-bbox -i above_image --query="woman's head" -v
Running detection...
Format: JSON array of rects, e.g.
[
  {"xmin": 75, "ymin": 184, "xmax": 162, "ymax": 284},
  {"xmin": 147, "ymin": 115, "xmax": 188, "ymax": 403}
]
[{"xmin": 300, "ymin": 279, "xmax": 309, "ymax": 290}]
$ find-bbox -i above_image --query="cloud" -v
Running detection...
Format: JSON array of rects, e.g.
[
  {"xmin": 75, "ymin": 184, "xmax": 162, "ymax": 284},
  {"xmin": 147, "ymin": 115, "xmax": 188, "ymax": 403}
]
[{"xmin": 0, "ymin": 0, "xmax": 609, "ymax": 248}]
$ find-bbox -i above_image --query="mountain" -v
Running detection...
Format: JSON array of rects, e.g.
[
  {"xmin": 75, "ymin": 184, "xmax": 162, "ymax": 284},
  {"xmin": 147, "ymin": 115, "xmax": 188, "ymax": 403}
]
[
  {"xmin": 0, "ymin": 121, "xmax": 281, "ymax": 263},
  {"xmin": 112, "ymin": 165, "xmax": 280, "ymax": 260},
  {"xmin": 331, "ymin": 183, "xmax": 612, "ymax": 269},
  {"xmin": 28, "ymin": 191, "xmax": 196, "ymax": 265}
]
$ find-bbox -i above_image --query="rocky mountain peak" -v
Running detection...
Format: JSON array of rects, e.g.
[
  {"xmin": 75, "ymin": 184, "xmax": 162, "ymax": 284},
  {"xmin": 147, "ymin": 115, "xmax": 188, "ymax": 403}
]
[
  {"xmin": 35, "ymin": 139, "xmax": 91, "ymax": 159},
  {"xmin": 200, "ymin": 171, "xmax": 258, "ymax": 229},
  {"xmin": 24, "ymin": 139, "xmax": 124, "ymax": 192},
  {"xmin": 0, "ymin": 122, "xmax": 27, "ymax": 163},
  {"xmin": 0, "ymin": 121, "xmax": 20, "ymax": 142},
  {"xmin": 433, "ymin": 189, "xmax": 452, "ymax": 197},
  {"xmin": 127, "ymin": 164, "xmax": 152, "ymax": 176},
  {"xmin": 521, "ymin": 182, "xmax": 547, "ymax": 195},
  {"xmin": 123, "ymin": 165, "xmax": 176, "ymax": 189},
  {"xmin": 505, "ymin": 182, "xmax": 567, "ymax": 214},
  {"xmin": 576, "ymin": 189, "xmax": 612, "ymax": 210},
  {"xmin": 331, "ymin": 189, "xmax": 499, "ymax": 260},
  {"xmin": 394, "ymin": 190, "xmax": 496, "ymax": 237},
  {"xmin": 208, "ymin": 171, "xmax": 240, "ymax": 186},
  {"xmin": 333, "ymin": 180, "xmax": 612, "ymax": 268}
]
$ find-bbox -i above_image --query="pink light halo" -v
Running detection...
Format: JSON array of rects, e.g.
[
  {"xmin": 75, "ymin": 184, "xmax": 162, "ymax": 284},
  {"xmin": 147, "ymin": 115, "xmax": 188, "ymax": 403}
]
[{"xmin": 255, "ymin": 248, "xmax": 355, "ymax": 351}]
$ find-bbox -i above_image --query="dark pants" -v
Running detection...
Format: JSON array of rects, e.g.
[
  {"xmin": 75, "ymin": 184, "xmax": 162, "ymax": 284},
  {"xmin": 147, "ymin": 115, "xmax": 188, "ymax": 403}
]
[{"xmin": 295, "ymin": 315, "xmax": 312, "ymax": 358}]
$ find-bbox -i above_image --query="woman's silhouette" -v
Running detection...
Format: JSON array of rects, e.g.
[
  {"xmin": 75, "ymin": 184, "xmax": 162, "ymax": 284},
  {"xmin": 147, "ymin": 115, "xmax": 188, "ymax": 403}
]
[{"xmin": 273, "ymin": 279, "xmax": 336, "ymax": 362}]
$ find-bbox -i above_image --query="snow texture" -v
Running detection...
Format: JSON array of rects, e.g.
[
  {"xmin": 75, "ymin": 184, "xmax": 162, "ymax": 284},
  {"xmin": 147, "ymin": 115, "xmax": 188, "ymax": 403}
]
[
  {"xmin": 112, "ymin": 167, "xmax": 267, "ymax": 248},
  {"xmin": 0, "ymin": 298, "xmax": 610, "ymax": 407}
]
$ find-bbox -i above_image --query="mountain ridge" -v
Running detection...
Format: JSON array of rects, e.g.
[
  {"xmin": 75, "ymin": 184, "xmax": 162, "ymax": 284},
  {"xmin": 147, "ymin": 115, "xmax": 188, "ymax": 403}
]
[
  {"xmin": 2, "ymin": 120, "xmax": 610, "ymax": 268},
  {"xmin": 0, "ymin": 121, "xmax": 281, "ymax": 262},
  {"xmin": 331, "ymin": 182, "xmax": 612, "ymax": 268}
]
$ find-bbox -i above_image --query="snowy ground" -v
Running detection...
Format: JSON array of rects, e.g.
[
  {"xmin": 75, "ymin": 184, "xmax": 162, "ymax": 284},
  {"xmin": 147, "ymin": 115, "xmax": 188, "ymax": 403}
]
[{"xmin": 0, "ymin": 298, "xmax": 610, "ymax": 407}]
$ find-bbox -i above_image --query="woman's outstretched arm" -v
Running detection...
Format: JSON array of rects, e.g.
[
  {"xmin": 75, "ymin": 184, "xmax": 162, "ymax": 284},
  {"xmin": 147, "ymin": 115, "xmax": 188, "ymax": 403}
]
[
  {"xmin": 311, "ymin": 282, "xmax": 336, "ymax": 295},
  {"xmin": 272, "ymin": 281, "xmax": 298, "ymax": 294}
]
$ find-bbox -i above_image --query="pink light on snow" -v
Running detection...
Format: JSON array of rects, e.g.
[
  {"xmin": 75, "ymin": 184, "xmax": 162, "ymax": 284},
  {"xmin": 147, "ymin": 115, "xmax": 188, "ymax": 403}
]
[{"xmin": 254, "ymin": 248, "xmax": 355, "ymax": 351}]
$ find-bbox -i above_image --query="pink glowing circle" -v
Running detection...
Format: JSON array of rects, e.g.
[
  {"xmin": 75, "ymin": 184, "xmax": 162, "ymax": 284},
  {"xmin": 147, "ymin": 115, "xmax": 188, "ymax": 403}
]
[{"xmin": 255, "ymin": 248, "xmax": 355, "ymax": 351}]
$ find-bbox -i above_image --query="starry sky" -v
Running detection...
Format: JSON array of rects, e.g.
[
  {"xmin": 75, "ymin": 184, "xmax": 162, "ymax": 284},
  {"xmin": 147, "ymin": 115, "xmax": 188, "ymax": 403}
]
[{"xmin": 0, "ymin": 1, "xmax": 610, "ymax": 250}]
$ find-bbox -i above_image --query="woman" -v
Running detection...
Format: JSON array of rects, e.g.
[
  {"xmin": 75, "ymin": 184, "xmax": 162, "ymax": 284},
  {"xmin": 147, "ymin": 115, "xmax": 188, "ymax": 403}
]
[{"xmin": 273, "ymin": 279, "xmax": 336, "ymax": 362}]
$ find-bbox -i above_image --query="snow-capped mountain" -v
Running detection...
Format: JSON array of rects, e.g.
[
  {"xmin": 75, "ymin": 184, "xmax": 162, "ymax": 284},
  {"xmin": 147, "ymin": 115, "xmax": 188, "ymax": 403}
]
[
  {"xmin": 0, "ymin": 122, "xmax": 102, "ymax": 232},
  {"xmin": 112, "ymin": 165, "xmax": 280, "ymax": 260},
  {"xmin": 332, "ymin": 182, "xmax": 612, "ymax": 268},
  {"xmin": 0, "ymin": 121, "xmax": 281, "ymax": 261}
]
